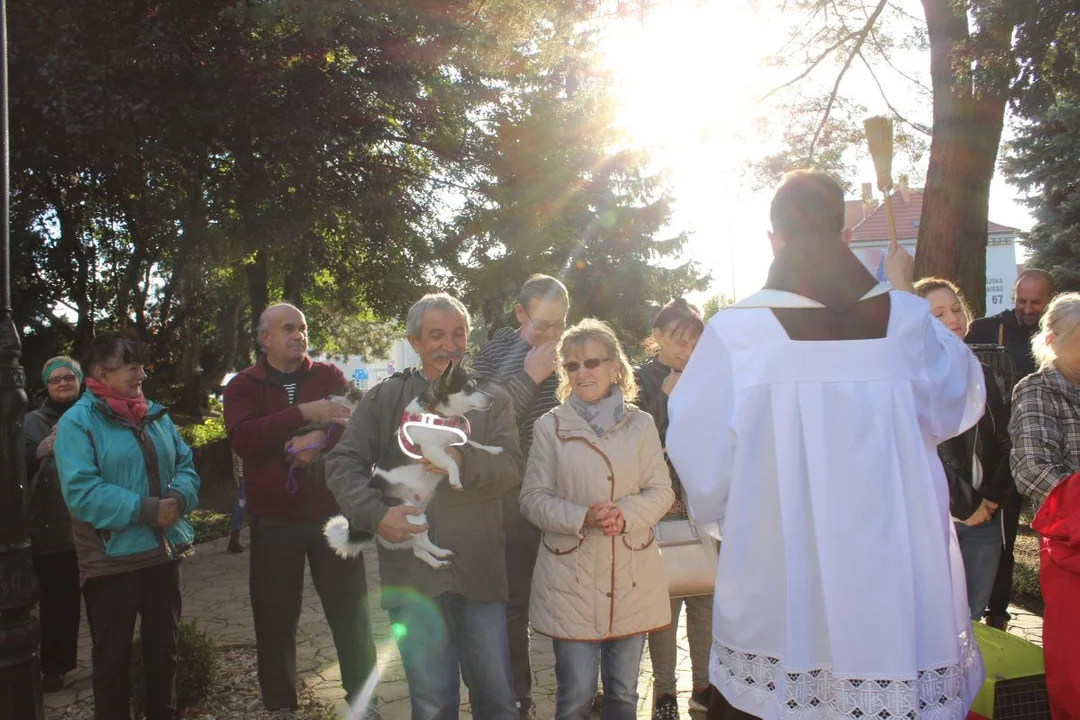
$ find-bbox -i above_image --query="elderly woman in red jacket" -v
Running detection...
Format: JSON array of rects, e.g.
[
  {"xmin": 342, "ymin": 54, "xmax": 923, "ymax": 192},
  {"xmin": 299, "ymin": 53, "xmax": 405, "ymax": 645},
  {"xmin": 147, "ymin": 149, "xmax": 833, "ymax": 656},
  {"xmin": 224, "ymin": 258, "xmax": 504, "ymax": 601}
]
[{"xmin": 1009, "ymin": 292, "xmax": 1080, "ymax": 717}]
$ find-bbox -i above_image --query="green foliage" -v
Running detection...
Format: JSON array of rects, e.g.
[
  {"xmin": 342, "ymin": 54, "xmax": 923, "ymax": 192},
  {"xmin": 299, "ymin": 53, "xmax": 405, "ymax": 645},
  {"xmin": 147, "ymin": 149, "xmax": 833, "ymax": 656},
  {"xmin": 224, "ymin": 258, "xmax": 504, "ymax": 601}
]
[
  {"xmin": 1003, "ymin": 96, "xmax": 1080, "ymax": 293},
  {"xmin": 177, "ymin": 416, "xmax": 227, "ymax": 449},
  {"xmin": 188, "ymin": 510, "xmax": 234, "ymax": 545},
  {"xmin": 10, "ymin": 0, "xmax": 564, "ymax": 412},
  {"xmin": 131, "ymin": 621, "xmax": 219, "ymax": 711},
  {"xmin": 702, "ymin": 294, "xmax": 734, "ymax": 321},
  {"xmin": 448, "ymin": 2, "xmax": 709, "ymax": 347}
]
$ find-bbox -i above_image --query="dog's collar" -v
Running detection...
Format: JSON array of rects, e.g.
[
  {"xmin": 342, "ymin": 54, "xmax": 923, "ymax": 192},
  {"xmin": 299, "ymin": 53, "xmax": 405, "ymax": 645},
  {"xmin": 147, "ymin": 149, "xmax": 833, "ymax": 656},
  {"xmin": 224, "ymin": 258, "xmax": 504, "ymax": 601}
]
[{"xmin": 398, "ymin": 410, "xmax": 471, "ymax": 459}]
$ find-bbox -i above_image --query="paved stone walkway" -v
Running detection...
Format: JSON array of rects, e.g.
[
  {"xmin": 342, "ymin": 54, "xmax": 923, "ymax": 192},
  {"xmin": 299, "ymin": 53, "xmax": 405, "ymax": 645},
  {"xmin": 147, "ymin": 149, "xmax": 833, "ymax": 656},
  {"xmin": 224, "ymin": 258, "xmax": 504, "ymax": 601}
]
[{"xmin": 45, "ymin": 529, "xmax": 1044, "ymax": 719}]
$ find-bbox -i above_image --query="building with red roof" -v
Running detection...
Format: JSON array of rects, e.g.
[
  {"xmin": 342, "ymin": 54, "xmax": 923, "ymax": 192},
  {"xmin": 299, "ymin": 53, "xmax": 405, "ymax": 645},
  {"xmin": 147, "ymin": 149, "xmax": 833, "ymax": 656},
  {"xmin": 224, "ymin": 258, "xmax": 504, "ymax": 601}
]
[{"xmin": 844, "ymin": 187, "xmax": 1019, "ymax": 316}]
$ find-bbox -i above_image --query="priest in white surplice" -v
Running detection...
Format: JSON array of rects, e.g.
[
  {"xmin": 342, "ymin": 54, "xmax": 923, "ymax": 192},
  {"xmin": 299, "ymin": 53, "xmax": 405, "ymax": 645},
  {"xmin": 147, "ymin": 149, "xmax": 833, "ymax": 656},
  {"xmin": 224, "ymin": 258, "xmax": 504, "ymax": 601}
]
[{"xmin": 667, "ymin": 171, "xmax": 986, "ymax": 720}]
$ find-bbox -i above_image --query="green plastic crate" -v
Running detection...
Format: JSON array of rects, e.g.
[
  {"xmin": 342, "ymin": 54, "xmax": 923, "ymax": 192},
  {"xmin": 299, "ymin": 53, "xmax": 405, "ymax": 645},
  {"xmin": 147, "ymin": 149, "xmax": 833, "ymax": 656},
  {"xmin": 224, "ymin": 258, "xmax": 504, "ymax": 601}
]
[{"xmin": 969, "ymin": 622, "xmax": 1049, "ymax": 719}]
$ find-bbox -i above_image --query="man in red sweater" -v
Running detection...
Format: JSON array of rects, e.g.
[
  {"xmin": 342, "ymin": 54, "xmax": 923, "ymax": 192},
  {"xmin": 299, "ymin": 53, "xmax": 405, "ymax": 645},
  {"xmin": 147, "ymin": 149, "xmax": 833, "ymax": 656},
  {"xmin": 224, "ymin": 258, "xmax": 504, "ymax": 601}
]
[{"xmin": 224, "ymin": 303, "xmax": 377, "ymax": 720}]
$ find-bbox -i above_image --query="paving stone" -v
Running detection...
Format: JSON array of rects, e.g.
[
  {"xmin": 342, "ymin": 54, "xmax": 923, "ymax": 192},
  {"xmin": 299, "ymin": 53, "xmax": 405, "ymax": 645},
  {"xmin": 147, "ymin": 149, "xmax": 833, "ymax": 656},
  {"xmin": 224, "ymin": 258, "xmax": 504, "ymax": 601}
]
[{"xmin": 45, "ymin": 527, "xmax": 1045, "ymax": 720}]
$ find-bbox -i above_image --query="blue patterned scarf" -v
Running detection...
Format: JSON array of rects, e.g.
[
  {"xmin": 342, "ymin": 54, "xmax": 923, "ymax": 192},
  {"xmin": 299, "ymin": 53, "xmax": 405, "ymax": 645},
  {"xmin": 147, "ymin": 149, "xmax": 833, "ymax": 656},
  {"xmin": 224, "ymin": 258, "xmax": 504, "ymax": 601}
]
[{"xmin": 568, "ymin": 386, "xmax": 625, "ymax": 437}]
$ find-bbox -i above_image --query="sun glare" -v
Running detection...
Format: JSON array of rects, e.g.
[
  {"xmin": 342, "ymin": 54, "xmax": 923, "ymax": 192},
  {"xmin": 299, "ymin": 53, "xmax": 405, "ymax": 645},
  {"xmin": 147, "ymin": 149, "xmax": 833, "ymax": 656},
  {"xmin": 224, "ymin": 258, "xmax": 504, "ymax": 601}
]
[{"xmin": 597, "ymin": 2, "xmax": 787, "ymax": 300}]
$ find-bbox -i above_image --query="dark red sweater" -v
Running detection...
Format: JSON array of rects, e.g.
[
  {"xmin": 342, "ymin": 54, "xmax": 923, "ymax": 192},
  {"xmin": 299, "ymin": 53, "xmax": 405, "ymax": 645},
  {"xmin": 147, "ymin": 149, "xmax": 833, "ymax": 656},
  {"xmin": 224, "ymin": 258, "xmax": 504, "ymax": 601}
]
[{"xmin": 223, "ymin": 356, "xmax": 348, "ymax": 522}]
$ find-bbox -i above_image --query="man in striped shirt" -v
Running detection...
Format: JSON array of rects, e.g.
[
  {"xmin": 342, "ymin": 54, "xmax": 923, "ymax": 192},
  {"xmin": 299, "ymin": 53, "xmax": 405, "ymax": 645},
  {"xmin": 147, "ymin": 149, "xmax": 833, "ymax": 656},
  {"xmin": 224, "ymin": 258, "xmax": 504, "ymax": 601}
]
[{"xmin": 473, "ymin": 274, "xmax": 570, "ymax": 719}]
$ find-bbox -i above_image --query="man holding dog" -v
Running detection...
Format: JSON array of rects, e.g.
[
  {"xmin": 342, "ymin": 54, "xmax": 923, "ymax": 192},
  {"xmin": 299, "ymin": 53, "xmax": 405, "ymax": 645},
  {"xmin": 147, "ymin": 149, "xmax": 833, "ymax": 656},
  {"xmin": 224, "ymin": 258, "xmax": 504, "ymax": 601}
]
[
  {"xmin": 224, "ymin": 303, "xmax": 378, "ymax": 720},
  {"xmin": 326, "ymin": 293, "xmax": 524, "ymax": 720},
  {"xmin": 472, "ymin": 274, "xmax": 568, "ymax": 719}
]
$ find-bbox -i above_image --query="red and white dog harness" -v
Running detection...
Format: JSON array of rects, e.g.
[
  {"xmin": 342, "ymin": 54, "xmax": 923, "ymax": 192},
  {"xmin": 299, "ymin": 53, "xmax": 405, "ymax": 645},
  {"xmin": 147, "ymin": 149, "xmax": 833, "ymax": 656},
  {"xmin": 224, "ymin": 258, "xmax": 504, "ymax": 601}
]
[{"xmin": 397, "ymin": 410, "xmax": 471, "ymax": 459}]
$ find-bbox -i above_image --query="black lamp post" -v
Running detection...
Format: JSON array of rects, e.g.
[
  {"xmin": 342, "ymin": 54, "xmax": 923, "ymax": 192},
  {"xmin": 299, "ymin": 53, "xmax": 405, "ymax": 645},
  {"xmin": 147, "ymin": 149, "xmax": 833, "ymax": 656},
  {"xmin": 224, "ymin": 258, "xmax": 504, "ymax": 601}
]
[{"xmin": 0, "ymin": 0, "xmax": 44, "ymax": 714}]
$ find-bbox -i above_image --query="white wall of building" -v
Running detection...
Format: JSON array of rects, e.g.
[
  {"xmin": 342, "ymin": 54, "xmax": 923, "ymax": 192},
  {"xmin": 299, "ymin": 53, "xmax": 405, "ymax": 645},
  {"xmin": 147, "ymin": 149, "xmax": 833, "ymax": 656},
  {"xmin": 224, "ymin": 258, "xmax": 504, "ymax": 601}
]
[
  {"xmin": 850, "ymin": 234, "xmax": 1019, "ymax": 317},
  {"xmin": 311, "ymin": 338, "xmax": 419, "ymax": 391}
]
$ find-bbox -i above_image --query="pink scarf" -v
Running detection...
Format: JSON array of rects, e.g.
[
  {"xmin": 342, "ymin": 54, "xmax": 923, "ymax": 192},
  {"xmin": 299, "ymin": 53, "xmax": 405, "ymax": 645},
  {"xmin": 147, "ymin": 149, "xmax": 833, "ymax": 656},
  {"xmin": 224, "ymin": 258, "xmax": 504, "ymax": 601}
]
[{"xmin": 86, "ymin": 377, "xmax": 149, "ymax": 425}]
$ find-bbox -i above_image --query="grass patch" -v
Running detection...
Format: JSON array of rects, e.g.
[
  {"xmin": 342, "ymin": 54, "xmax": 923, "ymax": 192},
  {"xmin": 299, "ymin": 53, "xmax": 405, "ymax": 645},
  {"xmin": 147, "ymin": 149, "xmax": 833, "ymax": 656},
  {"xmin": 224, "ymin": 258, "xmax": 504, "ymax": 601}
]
[
  {"xmin": 1010, "ymin": 507, "xmax": 1044, "ymax": 613},
  {"xmin": 189, "ymin": 509, "xmax": 232, "ymax": 545}
]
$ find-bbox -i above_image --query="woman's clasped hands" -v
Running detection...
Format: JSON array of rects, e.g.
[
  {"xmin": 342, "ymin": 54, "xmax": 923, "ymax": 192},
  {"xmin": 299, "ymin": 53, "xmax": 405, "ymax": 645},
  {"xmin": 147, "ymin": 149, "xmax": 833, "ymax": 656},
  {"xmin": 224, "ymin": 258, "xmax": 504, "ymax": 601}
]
[{"xmin": 585, "ymin": 501, "xmax": 625, "ymax": 536}]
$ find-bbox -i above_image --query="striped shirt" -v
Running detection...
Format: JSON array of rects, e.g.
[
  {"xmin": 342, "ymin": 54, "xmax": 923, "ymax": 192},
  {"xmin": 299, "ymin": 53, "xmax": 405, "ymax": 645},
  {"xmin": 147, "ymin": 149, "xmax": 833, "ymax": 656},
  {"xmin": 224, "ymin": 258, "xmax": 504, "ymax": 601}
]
[
  {"xmin": 472, "ymin": 326, "xmax": 559, "ymax": 456},
  {"xmin": 263, "ymin": 365, "xmax": 302, "ymax": 405}
]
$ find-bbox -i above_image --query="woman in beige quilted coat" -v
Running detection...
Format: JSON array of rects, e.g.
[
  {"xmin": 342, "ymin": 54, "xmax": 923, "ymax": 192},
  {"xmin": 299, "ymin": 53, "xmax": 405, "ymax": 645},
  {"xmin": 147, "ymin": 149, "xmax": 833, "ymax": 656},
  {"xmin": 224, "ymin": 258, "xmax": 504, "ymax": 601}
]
[{"xmin": 520, "ymin": 318, "xmax": 674, "ymax": 720}]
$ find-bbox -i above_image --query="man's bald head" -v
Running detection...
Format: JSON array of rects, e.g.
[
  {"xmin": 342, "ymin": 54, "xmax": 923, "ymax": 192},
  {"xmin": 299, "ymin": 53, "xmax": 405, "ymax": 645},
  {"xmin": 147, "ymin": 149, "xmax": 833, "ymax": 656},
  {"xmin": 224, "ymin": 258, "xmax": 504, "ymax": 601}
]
[
  {"xmin": 1015, "ymin": 269, "xmax": 1054, "ymax": 328},
  {"xmin": 258, "ymin": 303, "xmax": 309, "ymax": 371}
]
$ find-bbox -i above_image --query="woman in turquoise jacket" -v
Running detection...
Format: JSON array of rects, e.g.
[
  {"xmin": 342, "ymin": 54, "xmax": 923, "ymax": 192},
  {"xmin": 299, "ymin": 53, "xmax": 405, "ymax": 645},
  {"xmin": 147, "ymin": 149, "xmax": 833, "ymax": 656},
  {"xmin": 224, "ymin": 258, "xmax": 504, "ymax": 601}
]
[{"xmin": 54, "ymin": 334, "xmax": 200, "ymax": 720}]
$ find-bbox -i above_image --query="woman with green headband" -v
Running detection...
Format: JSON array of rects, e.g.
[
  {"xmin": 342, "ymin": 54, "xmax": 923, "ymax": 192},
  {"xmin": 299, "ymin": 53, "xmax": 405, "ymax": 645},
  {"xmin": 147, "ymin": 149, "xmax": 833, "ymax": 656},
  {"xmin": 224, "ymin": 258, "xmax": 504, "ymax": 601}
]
[{"xmin": 24, "ymin": 355, "xmax": 84, "ymax": 693}]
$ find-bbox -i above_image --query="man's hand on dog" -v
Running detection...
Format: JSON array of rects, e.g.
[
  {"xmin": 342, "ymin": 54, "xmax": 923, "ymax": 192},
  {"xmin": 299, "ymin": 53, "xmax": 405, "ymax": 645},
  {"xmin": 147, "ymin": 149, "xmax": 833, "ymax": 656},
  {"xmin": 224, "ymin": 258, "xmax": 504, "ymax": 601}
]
[
  {"xmin": 285, "ymin": 429, "xmax": 327, "ymax": 468},
  {"xmin": 298, "ymin": 398, "xmax": 352, "ymax": 427},
  {"xmin": 524, "ymin": 341, "xmax": 559, "ymax": 384},
  {"xmin": 418, "ymin": 447, "xmax": 463, "ymax": 475},
  {"xmin": 378, "ymin": 505, "xmax": 428, "ymax": 543}
]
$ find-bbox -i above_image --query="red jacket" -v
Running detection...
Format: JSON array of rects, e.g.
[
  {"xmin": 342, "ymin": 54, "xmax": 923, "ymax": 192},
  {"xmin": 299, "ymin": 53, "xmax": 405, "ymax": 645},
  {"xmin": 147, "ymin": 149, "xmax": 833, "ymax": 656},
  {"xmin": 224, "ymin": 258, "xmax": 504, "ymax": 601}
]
[
  {"xmin": 1031, "ymin": 471, "xmax": 1080, "ymax": 719},
  {"xmin": 224, "ymin": 356, "xmax": 347, "ymax": 522}
]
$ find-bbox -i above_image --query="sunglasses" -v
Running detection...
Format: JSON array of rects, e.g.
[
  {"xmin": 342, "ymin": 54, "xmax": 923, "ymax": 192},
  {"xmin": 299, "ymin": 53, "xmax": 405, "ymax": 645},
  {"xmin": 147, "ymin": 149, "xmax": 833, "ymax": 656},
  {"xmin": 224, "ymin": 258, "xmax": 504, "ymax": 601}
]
[
  {"xmin": 562, "ymin": 357, "xmax": 613, "ymax": 373},
  {"xmin": 47, "ymin": 374, "xmax": 79, "ymax": 385}
]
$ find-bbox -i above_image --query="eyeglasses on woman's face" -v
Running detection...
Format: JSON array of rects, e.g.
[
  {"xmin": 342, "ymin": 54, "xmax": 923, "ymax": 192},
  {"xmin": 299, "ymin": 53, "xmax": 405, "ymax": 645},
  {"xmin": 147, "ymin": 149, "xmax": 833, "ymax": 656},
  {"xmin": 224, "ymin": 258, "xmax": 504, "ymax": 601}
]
[
  {"xmin": 562, "ymin": 357, "xmax": 613, "ymax": 373},
  {"xmin": 47, "ymin": 373, "xmax": 78, "ymax": 386}
]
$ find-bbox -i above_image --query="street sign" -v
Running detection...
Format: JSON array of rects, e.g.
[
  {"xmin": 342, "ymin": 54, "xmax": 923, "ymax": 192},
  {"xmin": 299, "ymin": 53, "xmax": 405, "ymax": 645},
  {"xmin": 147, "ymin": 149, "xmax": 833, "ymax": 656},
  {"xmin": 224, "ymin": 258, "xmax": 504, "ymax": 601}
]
[{"xmin": 353, "ymin": 368, "xmax": 369, "ymax": 381}]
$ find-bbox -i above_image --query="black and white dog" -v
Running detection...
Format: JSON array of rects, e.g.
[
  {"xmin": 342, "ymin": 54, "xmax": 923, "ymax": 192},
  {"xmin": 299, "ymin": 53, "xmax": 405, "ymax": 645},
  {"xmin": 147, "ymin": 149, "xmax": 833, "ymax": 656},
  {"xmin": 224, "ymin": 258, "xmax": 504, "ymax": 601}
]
[{"xmin": 324, "ymin": 359, "xmax": 503, "ymax": 569}]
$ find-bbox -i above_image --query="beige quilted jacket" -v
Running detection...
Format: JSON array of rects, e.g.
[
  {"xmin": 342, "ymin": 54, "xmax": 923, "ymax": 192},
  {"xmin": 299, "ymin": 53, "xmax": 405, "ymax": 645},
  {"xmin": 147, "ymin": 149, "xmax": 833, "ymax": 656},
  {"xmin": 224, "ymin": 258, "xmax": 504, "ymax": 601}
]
[{"xmin": 520, "ymin": 402, "xmax": 674, "ymax": 641}]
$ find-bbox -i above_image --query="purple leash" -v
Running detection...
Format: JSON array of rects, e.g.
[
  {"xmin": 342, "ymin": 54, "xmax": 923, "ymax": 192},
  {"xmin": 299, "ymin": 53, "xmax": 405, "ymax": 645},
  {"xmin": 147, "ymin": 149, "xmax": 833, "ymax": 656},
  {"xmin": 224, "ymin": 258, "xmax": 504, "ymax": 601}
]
[{"xmin": 285, "ymin": 428, "xmax": 331, "ymax": 494}]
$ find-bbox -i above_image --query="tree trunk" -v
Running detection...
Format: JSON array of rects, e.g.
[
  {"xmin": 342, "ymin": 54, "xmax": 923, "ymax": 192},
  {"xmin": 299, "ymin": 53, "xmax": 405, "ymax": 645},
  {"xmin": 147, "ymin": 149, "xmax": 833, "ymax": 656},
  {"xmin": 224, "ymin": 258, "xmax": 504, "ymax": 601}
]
[
  {"xmin": 201, "ymin": 296, "xmax": 244, "ymax": 393},
  {"xmin": 247, "ymin": 247, "xmax": 269, "ymax": 341},
  {"xmin": 55, "ymin": 206, "xmax": 95, "ymax": 356},
  {"xmin": 918, "ymin": 0, "xmax": 1009, "ymax": 319}
]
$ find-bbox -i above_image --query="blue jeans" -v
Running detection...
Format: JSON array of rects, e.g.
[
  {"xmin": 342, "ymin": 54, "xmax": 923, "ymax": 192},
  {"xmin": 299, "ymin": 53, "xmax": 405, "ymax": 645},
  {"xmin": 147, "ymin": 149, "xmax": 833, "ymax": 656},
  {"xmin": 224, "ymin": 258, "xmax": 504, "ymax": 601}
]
[
  {"xmin": 553, "ymin": 635, "xmax": 646, "ymax": 720},
  {"xmin": 387, "ymin": 592, "xmax": 516, "ymax": 720},
  {"xmin": 230, "ymin": 479, "xmax": 246, "ymax": 532},
  {"xmin": 955, "ymin": 518, "xmax": 1004, "ymax": 621}
]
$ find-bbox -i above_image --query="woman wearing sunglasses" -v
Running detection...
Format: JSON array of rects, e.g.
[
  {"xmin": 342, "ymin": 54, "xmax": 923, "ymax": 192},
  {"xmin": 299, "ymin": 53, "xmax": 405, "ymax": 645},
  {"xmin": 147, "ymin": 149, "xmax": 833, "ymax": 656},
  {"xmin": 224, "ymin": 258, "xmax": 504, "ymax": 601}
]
[
  {"xmin": 24, "ymin": 356, "xmax": 85, "ymax": 693},
  {"xmin": 520, "ymin": 318, "xmax": 674, "ymax": 720}
]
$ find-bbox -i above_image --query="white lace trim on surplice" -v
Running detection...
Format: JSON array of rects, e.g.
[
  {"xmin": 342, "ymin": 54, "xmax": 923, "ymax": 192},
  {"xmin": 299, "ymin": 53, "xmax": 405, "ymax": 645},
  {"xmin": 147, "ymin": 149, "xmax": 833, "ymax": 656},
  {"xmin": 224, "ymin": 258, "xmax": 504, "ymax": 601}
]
[{"xmin": 714, "ymin": 630, "xmax": 979, "ymax": 719}]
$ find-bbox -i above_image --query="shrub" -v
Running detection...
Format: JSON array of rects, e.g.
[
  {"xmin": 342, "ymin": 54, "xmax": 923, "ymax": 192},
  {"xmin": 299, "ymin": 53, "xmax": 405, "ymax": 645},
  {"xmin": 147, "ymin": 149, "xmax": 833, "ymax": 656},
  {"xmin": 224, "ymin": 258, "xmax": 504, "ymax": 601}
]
[
  {"xmin": 131, "ymin": 621, "xmax": 219, "ymax": 711},
  {"xmin": 177, "ymin": 416, "xmax": 226, "ymax": 448},
  {"xmin": 189, "ymin": 509, "xmax": 232, "ymax": 544}
]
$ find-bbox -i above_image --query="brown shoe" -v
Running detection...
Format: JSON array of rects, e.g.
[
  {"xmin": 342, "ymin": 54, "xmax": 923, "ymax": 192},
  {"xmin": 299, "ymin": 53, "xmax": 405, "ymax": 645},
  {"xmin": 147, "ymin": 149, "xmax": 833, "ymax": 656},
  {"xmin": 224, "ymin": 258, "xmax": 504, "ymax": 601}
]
[
  {"xmin": 227, "ymin": 529, "xmax": 244, "ymax": 554},
  {"xmin": 984, "ymin": 615, "xmax": 1009, "ymax": 632}
]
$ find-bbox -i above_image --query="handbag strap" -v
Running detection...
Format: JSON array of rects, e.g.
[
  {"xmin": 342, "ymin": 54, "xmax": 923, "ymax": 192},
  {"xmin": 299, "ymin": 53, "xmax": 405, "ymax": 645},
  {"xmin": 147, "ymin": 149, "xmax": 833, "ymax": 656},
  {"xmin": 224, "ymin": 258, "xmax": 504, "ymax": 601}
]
[{"xmin": 731, "ymin": 282, "xmax": 891, "ymax": 310}]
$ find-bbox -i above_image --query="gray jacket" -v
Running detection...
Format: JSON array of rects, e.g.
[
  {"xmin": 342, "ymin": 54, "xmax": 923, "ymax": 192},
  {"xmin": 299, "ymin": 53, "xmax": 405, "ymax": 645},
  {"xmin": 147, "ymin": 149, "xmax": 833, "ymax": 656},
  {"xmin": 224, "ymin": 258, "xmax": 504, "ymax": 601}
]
[{"xmin": 324, "ymin": 369, "xmax": 524, "ymax": 607}]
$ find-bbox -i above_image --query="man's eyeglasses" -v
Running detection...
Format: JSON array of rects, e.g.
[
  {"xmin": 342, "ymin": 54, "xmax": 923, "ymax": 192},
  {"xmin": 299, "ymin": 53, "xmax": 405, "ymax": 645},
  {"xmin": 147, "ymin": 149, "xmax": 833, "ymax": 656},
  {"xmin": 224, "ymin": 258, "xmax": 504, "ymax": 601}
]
[
  {"xmin": 47, "ymin": 374, "xmax": 78, "ymax": 386},
  {"xmin": 562, "ymin": 358, "xmax": 613, "ymax": 373},
  {"xmin": 525, "ymin": 312, "xmax": 566, "ymax": 335}
]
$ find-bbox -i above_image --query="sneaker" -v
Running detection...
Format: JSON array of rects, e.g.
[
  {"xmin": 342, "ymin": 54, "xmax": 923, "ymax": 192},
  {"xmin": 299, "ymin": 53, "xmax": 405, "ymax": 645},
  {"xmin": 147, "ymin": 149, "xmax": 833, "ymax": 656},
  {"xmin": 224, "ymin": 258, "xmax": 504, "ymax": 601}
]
[
  {"xmin": 517, "ymin": 698, "xmax": 538, "ymax": 720},
  {"xmin": 689, "ymin": 687, "xmax": 710, "ymax": 712},
  {"xmin": 653, "ymin": 693, "xmax": 680, "ymax": 720},
  {"xmin": 41, "ymin": 673, "xmax": 65, "ymax": 693},
  {"xmin": 269, "ymin": 709, "xmax": 297, "ymax": 720}
]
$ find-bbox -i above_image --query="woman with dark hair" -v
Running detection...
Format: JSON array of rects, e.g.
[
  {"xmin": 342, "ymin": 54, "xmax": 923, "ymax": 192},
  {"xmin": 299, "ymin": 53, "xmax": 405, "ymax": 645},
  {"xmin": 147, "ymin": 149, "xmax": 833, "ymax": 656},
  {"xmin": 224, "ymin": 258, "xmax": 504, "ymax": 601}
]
[
  {"xmin": 54, "ymin": 333, "xmax": 201, "ymax": 720},
  {"xmin": 24, "ymin": 356, "xmax": 84, "ymax": 692},
  {"xmin": 915, "ymin": 278, "xmax": 1014, "ymax": 622},
  {"xmin": 636, "ymin": 299, "xmax": 711, "ymax": 719}
]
